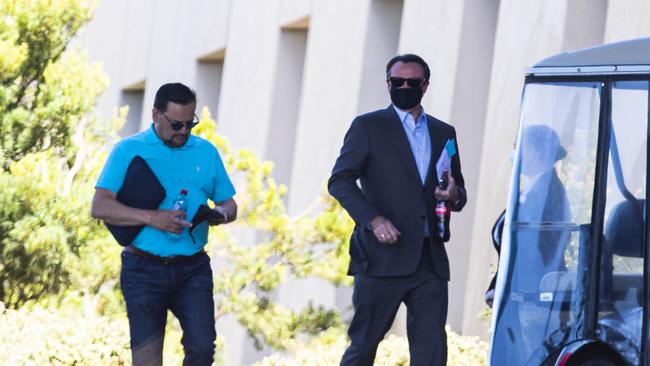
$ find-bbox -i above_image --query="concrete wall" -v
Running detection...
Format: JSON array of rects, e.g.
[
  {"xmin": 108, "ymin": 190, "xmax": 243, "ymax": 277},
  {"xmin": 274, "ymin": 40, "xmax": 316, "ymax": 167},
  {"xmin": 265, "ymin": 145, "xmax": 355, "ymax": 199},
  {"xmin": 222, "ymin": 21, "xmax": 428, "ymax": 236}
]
[
  {"xmin": 395, "ymin": 0, "xmax": 501, "ymax": 330},
  {"xmin": 605, "ymin": 1, "xmax": 650, "ymax": 42},
  {"xmin": 75, "ymin": 0, "xmax": 650, "ymax": 363},
  {"xmin": 464, "ymin": 0, "xmax": 609, "ymax": 337}
]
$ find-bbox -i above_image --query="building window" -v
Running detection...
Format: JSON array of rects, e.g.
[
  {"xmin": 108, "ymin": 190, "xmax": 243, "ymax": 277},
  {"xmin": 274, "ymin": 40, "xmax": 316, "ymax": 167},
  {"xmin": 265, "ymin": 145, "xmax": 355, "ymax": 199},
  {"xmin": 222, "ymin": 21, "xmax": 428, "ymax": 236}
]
[
  {"xmin": 265, "ymin": 19, "xmax": 309, "ymax": 186},
  {"xmin": 119, "ymin": 80, "xmax": 145, "ymax": 137},
  {"xmin": 196, "ymin": 48, "xmax": 226, "ymax": 120}
]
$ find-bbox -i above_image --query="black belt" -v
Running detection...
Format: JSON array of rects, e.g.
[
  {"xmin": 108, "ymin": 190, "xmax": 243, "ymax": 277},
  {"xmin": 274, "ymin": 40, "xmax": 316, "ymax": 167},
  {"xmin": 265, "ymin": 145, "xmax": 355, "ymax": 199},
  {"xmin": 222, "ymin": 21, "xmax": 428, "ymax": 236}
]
[{"xmin": 123, "ymin": 245, "xmax": 205, "ymax": 265}]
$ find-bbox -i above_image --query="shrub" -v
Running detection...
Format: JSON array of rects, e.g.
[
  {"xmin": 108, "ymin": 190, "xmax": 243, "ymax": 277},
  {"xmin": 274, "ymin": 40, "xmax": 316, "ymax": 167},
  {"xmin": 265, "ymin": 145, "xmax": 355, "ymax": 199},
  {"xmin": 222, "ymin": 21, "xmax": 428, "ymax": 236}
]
[
  {"xmin": 254, "ymin": 325, "xmax": 488, "ymax": 366},
  {"xmin": 0, "ymin": 302, "xmax": 228, "ymax": 365},
  {"xmin": 0, "ymin": 302, "xmax": 131, "ymax": 365},
  {"xmin": 0, "ymin": 0, "xmax": 118, "ymax": 310}
]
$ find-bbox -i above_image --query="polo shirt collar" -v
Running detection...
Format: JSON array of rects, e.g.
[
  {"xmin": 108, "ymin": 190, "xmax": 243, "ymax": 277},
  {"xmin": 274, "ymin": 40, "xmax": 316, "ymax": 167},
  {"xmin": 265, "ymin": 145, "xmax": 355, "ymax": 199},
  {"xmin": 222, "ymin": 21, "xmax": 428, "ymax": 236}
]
[{"xmin": 144, "ymin": 123, "xmax": 196, "ymax": 147}]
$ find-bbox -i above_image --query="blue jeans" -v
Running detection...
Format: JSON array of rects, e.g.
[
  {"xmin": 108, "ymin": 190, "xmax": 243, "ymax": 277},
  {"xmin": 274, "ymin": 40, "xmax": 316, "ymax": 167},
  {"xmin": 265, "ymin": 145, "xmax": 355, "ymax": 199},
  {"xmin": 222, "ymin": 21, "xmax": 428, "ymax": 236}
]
[{"xmin": 120, "ymin": 251, "xmax": 216, "ymax": 366}]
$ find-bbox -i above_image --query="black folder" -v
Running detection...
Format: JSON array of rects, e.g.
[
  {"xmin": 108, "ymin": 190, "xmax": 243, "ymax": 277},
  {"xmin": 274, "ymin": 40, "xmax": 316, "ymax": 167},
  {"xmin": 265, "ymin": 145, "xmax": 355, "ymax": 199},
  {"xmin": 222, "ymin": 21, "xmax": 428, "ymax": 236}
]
[
  {"xmin": 190, "ymin": 205, "xmax": 226, "ymax": 231},
  {"xmin": 105, "ymin": 156, "xmax": 166, "ymax": 246}
]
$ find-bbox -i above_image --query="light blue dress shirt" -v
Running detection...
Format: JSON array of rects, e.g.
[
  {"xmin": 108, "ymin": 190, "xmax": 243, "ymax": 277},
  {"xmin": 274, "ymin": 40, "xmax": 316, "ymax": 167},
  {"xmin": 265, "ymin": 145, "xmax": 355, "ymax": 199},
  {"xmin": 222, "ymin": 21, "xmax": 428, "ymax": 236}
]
[
  {"xmin": 392, "ymin": 105, "xmax": 431, "ymax": 184},
  {"xmin": 393, "ymin": 105, "xmax": 432, "ymax": 236}
]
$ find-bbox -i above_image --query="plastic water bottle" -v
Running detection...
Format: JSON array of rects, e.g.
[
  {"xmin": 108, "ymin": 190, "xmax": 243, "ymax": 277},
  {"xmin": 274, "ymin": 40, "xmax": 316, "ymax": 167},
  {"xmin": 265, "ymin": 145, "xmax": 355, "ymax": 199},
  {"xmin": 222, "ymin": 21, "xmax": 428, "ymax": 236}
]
[
  {"xmin": 435, "ymin": 171, "xmax": 450, "ymax": 241},
  {"xmin": 168, "ymin": 189, "xmax": 188, "ymax": 240}
]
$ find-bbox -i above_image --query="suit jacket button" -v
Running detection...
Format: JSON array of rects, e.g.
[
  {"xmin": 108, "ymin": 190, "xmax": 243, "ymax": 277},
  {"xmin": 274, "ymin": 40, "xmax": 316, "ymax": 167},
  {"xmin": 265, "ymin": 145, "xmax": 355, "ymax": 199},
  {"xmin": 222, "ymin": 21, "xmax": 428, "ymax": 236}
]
[{"xmin": 420, "ymin": 215, "xmax": 425, "ymax": 220}]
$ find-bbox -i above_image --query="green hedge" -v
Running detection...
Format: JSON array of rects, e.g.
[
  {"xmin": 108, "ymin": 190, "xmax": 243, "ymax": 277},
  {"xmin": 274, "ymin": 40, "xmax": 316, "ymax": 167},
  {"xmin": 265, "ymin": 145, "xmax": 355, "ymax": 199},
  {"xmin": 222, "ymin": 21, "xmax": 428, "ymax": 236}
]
[
  {"xmin": 254, "ymin": 326, "xmax": 488, "ymax": 366},
  {"xmin": 0, "ymin": 303, "xmax": 131, "ymax": 365},
  {"xmin": 0, "ymin": 302, "xmax": 487, "ymax": 366},
  {"xmin": 0, "ymin": 303, "xmax": 210, "ymax": 365}
]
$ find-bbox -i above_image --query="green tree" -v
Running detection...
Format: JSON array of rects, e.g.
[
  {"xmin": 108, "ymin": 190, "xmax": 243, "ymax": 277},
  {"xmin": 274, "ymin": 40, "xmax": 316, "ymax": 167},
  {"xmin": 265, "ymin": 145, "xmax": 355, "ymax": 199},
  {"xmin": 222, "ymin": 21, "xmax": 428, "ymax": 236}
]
[
  {"xmin": 0, "ymin": 0, "xmax": 117, "ymax": 309},
  {"xmin": 0, "ymin": 0, "xmax": 101, "ymax": 166}
]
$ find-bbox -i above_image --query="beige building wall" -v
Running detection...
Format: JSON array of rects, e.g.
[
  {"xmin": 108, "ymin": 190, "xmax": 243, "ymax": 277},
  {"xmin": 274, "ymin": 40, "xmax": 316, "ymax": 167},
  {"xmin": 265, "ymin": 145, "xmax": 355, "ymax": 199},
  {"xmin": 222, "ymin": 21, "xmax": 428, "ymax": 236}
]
[
  {"xmin": 76, "ymin": 0, "xmax": 650, "ymax": 364},
  {"xmin": 264, "ymin": 0, "xmax": 369, "ymax": 343},
  {"xmin": 465, "ymin": 0, "xmax": 622, "ymax": 338},
  {"xmin": 465, "ymin": 0, "xmax": 607, "ymax": 336},
  {"xmin": 396, "ymin": 0, "xmax": 501, "ymax": 330},
  {"xmin": 605, "ymin": 2, "xmax": 650, "ymax": 42}
]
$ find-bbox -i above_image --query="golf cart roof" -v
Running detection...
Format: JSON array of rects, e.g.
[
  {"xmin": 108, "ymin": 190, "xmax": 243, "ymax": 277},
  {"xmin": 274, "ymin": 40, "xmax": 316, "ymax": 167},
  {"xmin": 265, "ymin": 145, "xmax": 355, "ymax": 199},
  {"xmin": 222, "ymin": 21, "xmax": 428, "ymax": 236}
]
[{"xmin": 527, "ymin": 37, "xmax": 650, "ymax": 76}]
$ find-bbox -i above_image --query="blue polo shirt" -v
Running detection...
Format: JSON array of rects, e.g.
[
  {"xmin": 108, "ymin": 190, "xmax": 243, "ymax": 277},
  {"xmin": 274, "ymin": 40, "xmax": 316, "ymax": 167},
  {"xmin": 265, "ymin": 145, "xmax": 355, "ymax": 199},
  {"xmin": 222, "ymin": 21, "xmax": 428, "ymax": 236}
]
[{"xmin": 96, "ymin": 124, "xmax": 236, "ymax": 256}]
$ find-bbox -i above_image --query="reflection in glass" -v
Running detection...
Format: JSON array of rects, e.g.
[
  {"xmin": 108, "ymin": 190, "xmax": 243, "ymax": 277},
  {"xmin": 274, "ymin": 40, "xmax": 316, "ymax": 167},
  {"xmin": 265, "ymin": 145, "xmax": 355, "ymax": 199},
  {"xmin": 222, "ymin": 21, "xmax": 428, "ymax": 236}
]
[{"xmin": 491, "ymin": 82, "xmax": 600, "ymax": 365}]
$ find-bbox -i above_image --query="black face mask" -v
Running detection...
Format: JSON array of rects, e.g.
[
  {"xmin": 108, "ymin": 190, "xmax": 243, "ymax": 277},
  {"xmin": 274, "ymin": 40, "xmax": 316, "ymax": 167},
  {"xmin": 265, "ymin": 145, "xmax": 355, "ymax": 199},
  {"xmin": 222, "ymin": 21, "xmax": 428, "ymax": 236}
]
[{"xmin": 390, "ymin": 86, "xmax": 423, "ymax": 110}]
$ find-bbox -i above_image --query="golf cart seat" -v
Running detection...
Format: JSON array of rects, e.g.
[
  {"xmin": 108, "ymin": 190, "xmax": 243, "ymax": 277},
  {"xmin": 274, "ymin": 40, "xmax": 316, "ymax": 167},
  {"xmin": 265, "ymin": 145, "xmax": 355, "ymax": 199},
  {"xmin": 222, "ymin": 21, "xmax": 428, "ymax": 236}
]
[{"xmin": 603, "ymin": 198, "xmax": 645, "ymax": 306}]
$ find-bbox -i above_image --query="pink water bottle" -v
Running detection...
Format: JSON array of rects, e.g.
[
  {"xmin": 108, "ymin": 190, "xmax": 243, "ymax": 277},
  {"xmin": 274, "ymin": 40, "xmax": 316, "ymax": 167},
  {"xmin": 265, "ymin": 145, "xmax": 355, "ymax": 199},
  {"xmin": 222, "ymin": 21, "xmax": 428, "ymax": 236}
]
[
  {"xmin": 435, "ymin": 201, "xmax": 449, "ymax": 240},
  {"xmin": 435, "ymin": 170, "xmax": 450, "ymax": 241}
]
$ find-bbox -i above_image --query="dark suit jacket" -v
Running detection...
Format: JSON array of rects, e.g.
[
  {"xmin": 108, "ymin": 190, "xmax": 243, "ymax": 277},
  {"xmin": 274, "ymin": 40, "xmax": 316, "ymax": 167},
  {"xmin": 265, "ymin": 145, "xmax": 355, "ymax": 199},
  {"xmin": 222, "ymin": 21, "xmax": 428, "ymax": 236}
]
[{"xmin": 328, "ymin": 106, "xmax": 467, "ymax": 279}]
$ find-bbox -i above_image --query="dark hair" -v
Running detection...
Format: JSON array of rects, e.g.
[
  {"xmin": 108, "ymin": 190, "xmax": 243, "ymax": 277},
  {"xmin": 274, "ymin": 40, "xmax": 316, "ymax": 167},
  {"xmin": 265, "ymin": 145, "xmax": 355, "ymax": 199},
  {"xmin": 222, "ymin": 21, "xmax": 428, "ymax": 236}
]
[
  {"xmin": 153, "ymin": 82, "xmax": 196, "ymax": 112},
  {"xmin": 385, "ymin": 54, "xmax": 430, "ymax": 81}
]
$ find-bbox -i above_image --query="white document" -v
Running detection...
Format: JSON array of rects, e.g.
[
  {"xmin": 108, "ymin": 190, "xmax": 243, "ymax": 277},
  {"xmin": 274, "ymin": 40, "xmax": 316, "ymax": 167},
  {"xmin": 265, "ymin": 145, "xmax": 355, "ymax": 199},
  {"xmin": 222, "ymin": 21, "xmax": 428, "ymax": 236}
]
[{"xmin": 436, "ymin": 139, "xmax": 457, "ymax": 182}]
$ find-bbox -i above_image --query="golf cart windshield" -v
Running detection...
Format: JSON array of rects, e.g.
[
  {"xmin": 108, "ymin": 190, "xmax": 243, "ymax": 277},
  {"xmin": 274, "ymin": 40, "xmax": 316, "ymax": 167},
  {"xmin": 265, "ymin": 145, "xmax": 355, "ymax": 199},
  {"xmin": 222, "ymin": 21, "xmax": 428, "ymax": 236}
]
[{"xmin": 491, "ymin": 80, "xmax": 648, "ymax": 365}]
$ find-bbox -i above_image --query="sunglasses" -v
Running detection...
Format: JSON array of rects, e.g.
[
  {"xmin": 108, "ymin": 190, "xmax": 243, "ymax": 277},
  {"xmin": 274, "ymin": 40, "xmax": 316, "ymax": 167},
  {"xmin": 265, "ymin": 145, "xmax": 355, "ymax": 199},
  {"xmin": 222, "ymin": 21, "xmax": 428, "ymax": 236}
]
[
  {"xmin": 388, "ymin": 77, "xmax": 424, "ymax": 88},
  {"xmin": 162, "ymin": 113, "xmax": 200, "ymax": 131}
]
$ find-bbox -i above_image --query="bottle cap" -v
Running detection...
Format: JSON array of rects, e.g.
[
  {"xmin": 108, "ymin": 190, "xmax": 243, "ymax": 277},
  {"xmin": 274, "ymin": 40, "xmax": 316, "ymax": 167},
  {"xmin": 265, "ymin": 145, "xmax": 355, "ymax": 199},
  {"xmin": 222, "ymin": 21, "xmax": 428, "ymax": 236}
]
[{"xmin": 180, "ymin": 189, "xmax": 188, "ymax": 195}]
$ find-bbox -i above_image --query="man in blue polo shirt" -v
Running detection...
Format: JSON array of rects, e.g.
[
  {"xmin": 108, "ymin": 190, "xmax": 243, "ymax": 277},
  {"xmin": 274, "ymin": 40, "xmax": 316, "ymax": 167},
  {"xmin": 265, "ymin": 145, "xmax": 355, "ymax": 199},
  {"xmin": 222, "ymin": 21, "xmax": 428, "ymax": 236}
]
[{"xmin": 91, "ymin": 82, "xmax": 237, "ymax": 366}]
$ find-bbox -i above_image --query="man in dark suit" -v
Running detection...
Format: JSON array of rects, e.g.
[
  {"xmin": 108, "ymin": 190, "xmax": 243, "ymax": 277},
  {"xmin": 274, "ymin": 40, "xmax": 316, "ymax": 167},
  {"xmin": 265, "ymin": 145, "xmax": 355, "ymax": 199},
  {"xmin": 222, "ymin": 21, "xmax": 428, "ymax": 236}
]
[
  {"xmin": 491, "ymin": 124, "xmax": 571, "ymax": 365},
  {"xmin": 514, "ymin": 124, "xmax": 570, "ymax": 294},
  {"xmin": 328, "ymin": 54, "xmax": 467, "ymax": 366}
]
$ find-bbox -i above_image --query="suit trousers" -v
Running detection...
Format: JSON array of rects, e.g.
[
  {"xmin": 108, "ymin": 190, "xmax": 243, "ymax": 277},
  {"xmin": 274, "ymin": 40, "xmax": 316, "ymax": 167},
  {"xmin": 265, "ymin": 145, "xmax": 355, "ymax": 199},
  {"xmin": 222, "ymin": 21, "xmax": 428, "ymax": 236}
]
[{"xmin": 340, "ymin": 242, "xmax": 448, "ymax": 366}]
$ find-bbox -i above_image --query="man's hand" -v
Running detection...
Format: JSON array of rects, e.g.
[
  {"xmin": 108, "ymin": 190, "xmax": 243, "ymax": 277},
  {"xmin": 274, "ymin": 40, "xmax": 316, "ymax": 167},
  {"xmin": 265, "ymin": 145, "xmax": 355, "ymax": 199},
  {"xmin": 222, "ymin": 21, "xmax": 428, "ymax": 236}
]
[
  {"xmin": 370, "ymin": 216, "xmax": 401, "ymax": 244},
  {"xmin": 148, "ymin": 209, "xmax": 191, "ymax": 234},
  {"xmin": 434, "ymin": 170, "xmax": 459, "ymax": 203}
]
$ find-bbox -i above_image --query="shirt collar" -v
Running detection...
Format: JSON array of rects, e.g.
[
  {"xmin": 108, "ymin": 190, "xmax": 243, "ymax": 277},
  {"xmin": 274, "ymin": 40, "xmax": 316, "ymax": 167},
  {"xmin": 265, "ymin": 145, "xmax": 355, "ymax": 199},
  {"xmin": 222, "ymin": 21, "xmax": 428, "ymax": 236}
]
[
  {"xmin": 144, "ymin": 123, "xmax": 196, "ymax": 147},
  {"xmin": 392, "ymin": 105, "xmax": 427, "ymax": 130}
]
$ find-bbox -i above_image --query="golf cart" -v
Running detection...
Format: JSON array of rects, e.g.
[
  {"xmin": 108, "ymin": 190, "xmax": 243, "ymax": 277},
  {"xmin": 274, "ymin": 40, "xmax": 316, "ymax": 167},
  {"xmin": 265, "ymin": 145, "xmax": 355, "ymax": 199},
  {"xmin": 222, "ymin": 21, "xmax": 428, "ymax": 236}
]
[{"xmin": 489, "ymin": 38, "xmax": 650, "ymax": 366}]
